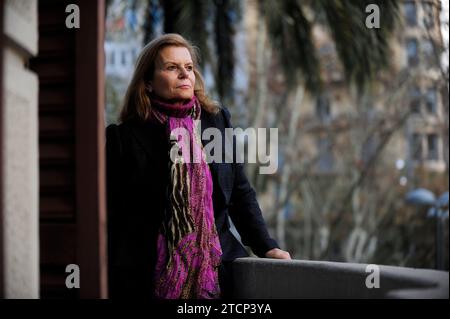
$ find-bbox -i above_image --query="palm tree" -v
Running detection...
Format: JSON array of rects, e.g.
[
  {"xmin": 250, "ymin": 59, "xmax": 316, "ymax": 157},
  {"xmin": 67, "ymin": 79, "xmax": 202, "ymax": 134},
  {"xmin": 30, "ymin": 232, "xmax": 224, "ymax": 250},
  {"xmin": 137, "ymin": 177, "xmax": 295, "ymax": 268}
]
[
  {"xmin": 139, "ymin": 0, "xmax": 398, "ymax": 98},
  {"xmin": 105, "ymin": 0, "xmax": 400, "ymax": 101},
  {"xmin": 261, "ymin": 0, "xmax": 399, "ymax": 93}
]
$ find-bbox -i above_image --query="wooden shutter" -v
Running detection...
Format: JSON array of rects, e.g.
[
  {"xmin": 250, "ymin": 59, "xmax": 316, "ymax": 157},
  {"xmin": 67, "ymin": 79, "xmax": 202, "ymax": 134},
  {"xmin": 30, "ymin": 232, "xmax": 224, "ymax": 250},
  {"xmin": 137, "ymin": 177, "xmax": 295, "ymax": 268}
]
[{"xmin": 30, "ymin": 0, "xmax": 106, "ymax": 299}]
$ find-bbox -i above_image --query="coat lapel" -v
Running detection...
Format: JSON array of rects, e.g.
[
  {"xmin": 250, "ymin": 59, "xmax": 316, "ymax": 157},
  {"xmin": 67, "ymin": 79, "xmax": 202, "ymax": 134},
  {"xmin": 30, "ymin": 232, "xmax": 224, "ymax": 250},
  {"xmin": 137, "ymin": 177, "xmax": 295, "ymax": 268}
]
[
  {"xmin": 201, "ymin": 109, "xmax": 233, "ymax": 205},
  {"xmin": 200, "ymin": 110, "xmax": 219, "ymax": 173},
  {"xmin": 129, "ymin": 111, "xmax": 232, "ymax": 205}
]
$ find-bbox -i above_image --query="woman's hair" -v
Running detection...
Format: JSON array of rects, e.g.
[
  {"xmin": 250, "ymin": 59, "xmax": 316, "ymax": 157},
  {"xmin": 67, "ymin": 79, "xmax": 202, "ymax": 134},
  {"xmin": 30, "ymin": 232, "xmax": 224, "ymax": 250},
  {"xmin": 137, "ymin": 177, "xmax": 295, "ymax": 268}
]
[{"xmin": 119, "ymin": 33, "xmax": 220, "ymax": 123}]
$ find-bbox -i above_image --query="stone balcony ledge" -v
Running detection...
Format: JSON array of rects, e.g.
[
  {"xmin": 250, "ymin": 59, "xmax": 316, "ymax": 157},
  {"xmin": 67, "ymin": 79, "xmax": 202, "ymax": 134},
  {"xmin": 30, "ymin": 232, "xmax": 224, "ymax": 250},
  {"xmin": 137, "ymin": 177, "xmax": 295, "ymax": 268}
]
[{"xmin": 230, "ymin": 258, "xmax": 449, "ymax": 299}]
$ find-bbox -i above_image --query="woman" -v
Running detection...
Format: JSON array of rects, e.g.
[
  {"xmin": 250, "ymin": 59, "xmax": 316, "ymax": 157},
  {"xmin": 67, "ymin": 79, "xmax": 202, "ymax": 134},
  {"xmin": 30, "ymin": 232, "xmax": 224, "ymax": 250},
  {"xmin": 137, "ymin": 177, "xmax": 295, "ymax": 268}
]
[{"xmin": 106, "ymin": 33, "xmax": 290, "ymax": 299}]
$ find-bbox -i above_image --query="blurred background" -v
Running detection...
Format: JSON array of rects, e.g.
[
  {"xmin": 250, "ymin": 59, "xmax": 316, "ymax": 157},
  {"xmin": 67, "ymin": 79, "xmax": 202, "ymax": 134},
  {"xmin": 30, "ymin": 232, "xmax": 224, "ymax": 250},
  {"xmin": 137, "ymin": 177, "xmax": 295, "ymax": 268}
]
[
  {"xmin": 0, "ymin": 0, "xmax": 448, "ymax": 299},
  {"xmin": 105, "ymin": 0, "xmax": 449, "ymax": 270}
]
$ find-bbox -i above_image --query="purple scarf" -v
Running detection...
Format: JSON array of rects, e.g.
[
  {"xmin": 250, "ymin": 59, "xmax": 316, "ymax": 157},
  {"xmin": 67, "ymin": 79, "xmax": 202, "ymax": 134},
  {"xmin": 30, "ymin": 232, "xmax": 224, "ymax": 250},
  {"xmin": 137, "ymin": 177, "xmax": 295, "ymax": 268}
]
[{"xmin": 149, "ymin": 95, "xmax": 222, "ymax": 299}]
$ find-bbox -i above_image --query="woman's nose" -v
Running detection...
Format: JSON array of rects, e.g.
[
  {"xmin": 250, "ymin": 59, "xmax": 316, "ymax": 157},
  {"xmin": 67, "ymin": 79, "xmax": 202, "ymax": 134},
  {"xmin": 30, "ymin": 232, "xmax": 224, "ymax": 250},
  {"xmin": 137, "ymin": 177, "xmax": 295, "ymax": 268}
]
[{"xmin": 178, "ymin": 67, "xmax": 188, "ymax": 78}]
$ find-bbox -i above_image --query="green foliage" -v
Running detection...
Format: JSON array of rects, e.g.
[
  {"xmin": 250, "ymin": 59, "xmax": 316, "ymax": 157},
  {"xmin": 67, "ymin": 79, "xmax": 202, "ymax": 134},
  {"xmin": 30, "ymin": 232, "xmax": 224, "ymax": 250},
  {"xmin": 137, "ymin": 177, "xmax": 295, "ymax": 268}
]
[{"xmin": 261, "ymin": 0, "xmax": 400, "ymax": 94}]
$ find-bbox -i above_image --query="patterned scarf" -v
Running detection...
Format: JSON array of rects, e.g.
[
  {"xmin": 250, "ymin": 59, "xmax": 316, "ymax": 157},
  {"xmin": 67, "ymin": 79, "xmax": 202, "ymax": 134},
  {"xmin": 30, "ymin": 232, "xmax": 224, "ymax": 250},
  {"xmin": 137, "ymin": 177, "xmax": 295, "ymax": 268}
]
[{"xmin": 149, "ymin": 94, "xmax": 222, "ymax": 299}]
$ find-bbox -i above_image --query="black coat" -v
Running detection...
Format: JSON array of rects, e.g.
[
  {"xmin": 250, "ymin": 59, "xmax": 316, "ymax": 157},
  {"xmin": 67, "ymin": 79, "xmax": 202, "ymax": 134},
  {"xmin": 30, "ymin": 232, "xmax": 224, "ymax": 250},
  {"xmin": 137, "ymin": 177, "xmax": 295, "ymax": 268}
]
[{"xmin": 106, "ymin": 106, "xmax": 279, "ymax": 298}]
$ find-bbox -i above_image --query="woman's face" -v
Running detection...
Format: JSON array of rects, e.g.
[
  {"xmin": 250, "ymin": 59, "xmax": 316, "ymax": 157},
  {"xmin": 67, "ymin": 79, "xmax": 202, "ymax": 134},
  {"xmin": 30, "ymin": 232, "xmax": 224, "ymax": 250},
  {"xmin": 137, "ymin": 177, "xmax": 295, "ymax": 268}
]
[{"xmin": 150, "ymin": 46, "xmax": 196, "ymax": 104}]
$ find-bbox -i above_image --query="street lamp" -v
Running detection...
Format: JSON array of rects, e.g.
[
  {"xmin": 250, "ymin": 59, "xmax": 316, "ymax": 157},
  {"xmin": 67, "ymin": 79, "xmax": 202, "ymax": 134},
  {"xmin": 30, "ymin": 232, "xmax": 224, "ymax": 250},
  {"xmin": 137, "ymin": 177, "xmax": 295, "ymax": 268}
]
[{"xmin": 405, "ymin": 188, "xmax": 449, "ymax": 270}]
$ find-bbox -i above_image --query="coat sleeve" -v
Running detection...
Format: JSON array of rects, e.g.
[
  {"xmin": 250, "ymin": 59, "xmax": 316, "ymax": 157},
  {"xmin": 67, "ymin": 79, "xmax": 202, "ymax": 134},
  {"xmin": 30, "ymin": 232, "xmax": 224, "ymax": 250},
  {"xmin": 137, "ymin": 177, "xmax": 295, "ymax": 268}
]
[
  {"xmin": 221, "ymin": 107, "xmax": 280, "ymax": 257},
  {"xmin": 105, "ymin": 124, "xmax": 122, "ymax": 271}
]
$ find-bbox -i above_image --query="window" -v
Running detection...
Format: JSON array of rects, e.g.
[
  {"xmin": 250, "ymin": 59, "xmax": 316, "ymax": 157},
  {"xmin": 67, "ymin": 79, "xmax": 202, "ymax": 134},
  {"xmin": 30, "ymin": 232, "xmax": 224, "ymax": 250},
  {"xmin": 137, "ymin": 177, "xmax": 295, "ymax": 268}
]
[
  {"xmin": 422, "ymin": 39, "xmax": 434, "ymax": 64},
  {"xmin": 410, "ymin": 133, "xmax": 422, "ymax": 161},
  {"xmin": 317, "ymin": 137, "xmax": 334, "ymax": 172},
  {"xmin": 121, "ymin": 51, "xmax": 127, "ymax": 66},
  {"xmin": 427, "ymin": 134, "xmax": 439, "ymax": 160},
  {"xmin": 409, "ymin": 87, "xmax": 421, "ymax": 113},
  {"xmin": 425, "ymin": 88, "xmax": 437, "ymax": 114},
  {"xmin": 404, "ymin": 2, "xmax": 417, "ymax": 26},
  {"xmin": 406, "ymin": 39, "xmax": 419, "ymax": 66},
  {"xmin": 110, "ymin": 51, "xmax": 115, "ymax": 66},
  {"xmin": 423, "ymin": 2, "xmax": 435, "ymax": 28},
  {"xmin": 131, "ymin": 48, "xmax": 137, "ymax": 62},
  {"xmin": 316, "ymin": 95, "xmax": 331, "ymax": 123}
]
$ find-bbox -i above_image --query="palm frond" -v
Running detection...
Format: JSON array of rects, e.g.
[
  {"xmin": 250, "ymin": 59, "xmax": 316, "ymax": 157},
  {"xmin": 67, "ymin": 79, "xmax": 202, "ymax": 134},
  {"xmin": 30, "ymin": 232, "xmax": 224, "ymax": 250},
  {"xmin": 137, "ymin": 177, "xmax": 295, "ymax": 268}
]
[
  {"xmin": 172, "ymin": 0, "xmax": 211, "ymax": 68},
  {"xmin": 261, "ymin": 0, "xmax": 321, "ymax": 93},
  {"xmin": 315, "ymin": 0, "xmax": 400, "ymax": 92},
  {"xmin": 214, "ymin": 0, "xmax": 240, "ymax": 100}
]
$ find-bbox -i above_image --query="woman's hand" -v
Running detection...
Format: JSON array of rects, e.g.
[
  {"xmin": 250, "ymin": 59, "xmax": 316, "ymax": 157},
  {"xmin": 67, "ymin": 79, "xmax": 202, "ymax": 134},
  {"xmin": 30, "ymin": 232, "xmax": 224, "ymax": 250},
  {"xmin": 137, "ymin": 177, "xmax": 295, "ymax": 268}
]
[{"xmin": 265, "ymin": 248, "xmax": 291, "ymax": 260}]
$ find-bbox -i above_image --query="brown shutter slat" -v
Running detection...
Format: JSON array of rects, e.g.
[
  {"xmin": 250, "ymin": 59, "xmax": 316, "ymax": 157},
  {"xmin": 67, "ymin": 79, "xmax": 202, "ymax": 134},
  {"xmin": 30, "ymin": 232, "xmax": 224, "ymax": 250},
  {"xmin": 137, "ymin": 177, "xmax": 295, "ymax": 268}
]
[
  {"xmin": 30, "ymin": 0, "xmax": 106, "ymax": 299},
  {"xmin": 30, "ymin": 0, "xmax": 77, "ymax": 298}
]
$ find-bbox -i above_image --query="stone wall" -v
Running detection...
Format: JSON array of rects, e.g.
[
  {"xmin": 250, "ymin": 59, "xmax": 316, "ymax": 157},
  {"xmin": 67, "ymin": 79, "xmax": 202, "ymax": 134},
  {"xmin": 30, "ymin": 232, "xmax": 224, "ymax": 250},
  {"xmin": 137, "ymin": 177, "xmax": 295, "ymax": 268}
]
[{"xmin": 1, "ymin": 0, "xmax": 39, "ymax": 298}]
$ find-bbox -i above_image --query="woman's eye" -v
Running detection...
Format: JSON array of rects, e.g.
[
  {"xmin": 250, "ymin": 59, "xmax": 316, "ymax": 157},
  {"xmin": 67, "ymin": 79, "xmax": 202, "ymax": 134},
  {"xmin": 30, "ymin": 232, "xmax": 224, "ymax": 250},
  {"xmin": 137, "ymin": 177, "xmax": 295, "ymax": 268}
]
[{"xmin": 167, "ymin": 66, "xmax": 177, "ymax": 70}]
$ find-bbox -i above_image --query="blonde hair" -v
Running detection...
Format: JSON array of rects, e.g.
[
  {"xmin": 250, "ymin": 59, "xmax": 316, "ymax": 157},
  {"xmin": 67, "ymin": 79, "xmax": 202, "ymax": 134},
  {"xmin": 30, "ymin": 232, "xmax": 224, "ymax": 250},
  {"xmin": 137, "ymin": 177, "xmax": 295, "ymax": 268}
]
[{"xmin": 119, "ymin": 33, "xmax": 220, "ymax": 123}]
